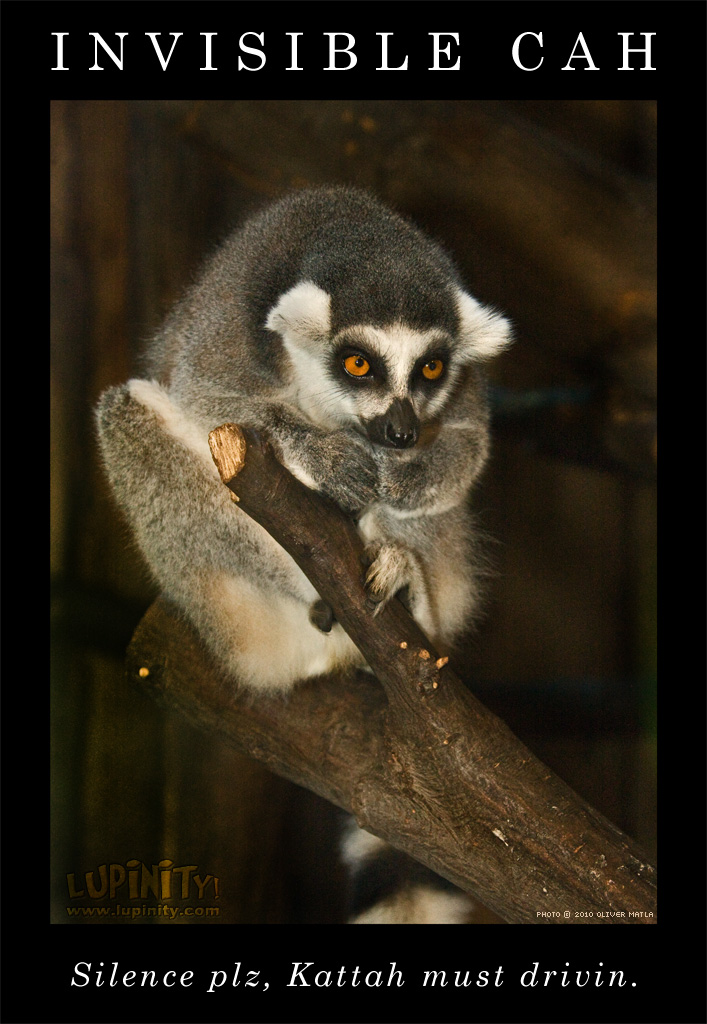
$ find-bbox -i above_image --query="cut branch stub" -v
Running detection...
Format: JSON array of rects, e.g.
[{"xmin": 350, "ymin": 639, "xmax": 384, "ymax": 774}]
[{"xmin": 208, "ymin": 421, "xmax": 247, "ymax": 495}]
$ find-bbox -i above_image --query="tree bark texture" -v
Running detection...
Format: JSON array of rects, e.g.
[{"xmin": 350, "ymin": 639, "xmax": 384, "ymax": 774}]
[{"xmin": 127, "ymin": 423, "xmax": 657, "ymax": 925}]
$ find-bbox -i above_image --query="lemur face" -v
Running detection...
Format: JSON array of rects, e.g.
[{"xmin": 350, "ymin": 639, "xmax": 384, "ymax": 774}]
[
  {"xmin": 266, "ymin": 280, "xmax": 509, "ymax": 446},
  {"xmin": 328, "ymin": 322, "xmax": 452, "ymax": 449}
]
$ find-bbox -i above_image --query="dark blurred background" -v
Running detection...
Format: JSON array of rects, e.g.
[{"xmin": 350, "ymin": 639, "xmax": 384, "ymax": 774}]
[{"xmin": 51, "ymin": 99, "xmax": 656, "ymax": 924}]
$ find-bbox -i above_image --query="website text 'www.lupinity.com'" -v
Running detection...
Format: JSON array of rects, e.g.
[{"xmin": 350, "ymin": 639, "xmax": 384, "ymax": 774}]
[{"xmin": 63, "ymin": 859, "xmax": 220, "ymax": 921}]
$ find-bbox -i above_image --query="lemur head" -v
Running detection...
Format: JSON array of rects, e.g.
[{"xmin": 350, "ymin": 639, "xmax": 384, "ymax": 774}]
[{"xmin": 266, "ymin": 279, "xmax": 510, "ymax": 449}]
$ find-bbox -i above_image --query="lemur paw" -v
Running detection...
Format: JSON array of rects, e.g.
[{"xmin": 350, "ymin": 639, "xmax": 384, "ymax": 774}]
[
  {"xmin": 326, "ymin": 439, "xmax": 378, "ymax": 517},
  {"xmin": 309, "ymin": 598, "xmax": 334, "ymax": 633},
  {"xmin": 362, "ymin": 543, "xmax": 415, "ymax": 614}
]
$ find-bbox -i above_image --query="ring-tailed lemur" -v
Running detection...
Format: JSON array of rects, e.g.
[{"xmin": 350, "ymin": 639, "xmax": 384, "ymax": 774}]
[{"xmin": 96, "ymin": 186, "xmax": 511, "ymax": 924}]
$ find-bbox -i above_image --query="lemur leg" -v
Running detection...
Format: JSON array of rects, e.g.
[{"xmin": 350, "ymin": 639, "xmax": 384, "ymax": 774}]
[{"xmin": 96, "ymin": 380, "xmax": 363, "ymax": 691}]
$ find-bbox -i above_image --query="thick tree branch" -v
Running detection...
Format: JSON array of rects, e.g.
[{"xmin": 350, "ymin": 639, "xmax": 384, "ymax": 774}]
[{"xmin": 127, "ymin": 423, "xmax": 656, "ymax": 924}]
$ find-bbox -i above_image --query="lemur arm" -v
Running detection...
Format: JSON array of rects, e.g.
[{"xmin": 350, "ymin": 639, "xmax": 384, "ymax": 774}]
[
  {"xmin": 373, "ymin": 419, "xmax": 488, "ymax": 515},
  {"xmin": 255, "ymin": 403, "xmax": 379, "ymax": 517}
]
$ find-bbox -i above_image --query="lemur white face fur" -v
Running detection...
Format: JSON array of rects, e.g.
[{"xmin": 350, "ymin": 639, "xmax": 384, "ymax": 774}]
[{"xmin": 266, "ymin": 280, "xmax": 510, "ymax": 445}]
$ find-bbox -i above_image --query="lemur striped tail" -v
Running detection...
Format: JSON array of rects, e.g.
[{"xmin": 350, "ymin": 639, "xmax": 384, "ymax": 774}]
[{"xmin": 341, "ymin": 818, "xmax": 474, "ymax": 924}]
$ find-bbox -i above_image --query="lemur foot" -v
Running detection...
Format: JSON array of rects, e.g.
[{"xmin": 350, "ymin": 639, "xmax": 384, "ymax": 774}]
[
  {"xmin": 309, "ymin": 598, "xmax": 335, "ymax": 633},
  {"xmin": 362, "ymin": 543, "xmax": 415, "ymax": 615}
]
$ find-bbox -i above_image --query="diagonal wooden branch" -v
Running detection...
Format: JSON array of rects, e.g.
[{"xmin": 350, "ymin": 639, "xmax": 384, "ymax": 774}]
[{"xmin": 127, "ymin": 422, "xmax": 657, "ymax": 925}]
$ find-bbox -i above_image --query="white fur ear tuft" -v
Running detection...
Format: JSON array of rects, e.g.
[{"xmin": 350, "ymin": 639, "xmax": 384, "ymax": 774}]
[
  {"xmin": 456, "ymin": 288, "xmax": 512, "ymax": 360},
  {"xmin": 265, "ymin": 281, "xmax": 331, "ymax": 347}
]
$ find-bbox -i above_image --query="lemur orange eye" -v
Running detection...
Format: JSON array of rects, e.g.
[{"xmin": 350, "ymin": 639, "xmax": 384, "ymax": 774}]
[
  {"xmin": 422, "ymin": 359, "xmax": 444, "ymax": 380},
  {"xmin": 344, "ymin": 354, "xmax": 371, "ymax": 377}
]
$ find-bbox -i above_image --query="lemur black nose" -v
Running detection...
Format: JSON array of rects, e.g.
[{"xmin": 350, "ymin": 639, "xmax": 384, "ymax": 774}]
[
  {"xmin": 385, "ymin": 423, "xmax": 417, "ymax": 448},
  {"xmin": 384, "ymin": 398, "xmax": 419, "ymax": 449}
]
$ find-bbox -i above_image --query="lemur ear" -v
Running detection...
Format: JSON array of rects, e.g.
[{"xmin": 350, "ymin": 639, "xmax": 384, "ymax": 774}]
[
  {"xmin": 455, "ymin": 288, "xmax": 512, "ymax": 360},
  {"xmin": 265, "ymin": 281, "xmax": 331, "ymax": 349}
]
